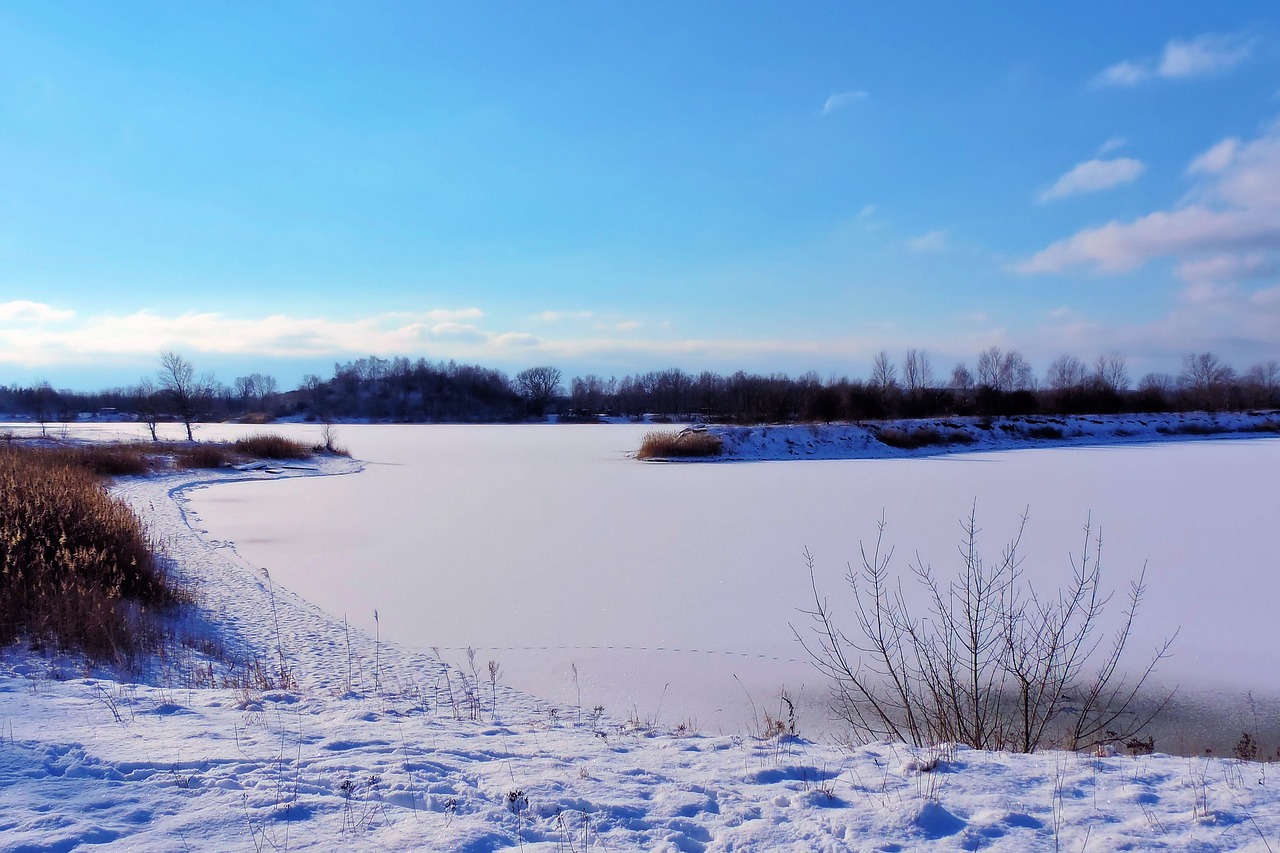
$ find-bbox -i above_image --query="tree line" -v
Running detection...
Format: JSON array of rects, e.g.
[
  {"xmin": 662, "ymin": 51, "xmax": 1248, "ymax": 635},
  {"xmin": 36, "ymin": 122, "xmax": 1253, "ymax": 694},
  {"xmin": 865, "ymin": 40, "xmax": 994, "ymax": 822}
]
[{"xmin": 1, "ymin": 349, "xmax": 1277, "ymax": 431}]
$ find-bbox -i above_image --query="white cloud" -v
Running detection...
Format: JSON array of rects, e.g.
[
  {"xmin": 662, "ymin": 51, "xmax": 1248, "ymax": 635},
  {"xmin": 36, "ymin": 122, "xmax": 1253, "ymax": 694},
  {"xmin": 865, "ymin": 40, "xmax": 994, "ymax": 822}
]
[
  {"xmin": 530, "ymin": 310, "xmax": 592, "ymax": 323},
  {"xmin": 821, "ymin": 90, "xmax": 868, "ymax": 115},
  {"xmin": 0, "ymin": 307, "xmax": 491, "ymax": 365},
  {"xmin": 1187, "ymin": 138, "xmax": 1240, "ymax": 175},
  {"xmin": 1093, "ymin": 33, "xmax": 1254, "ymax": 87},
  {"xmin": 905, "ymin": 229, "xmax": 948, "ymax": 253},
  {"xmin": 1098, "ymin": 137, "xmax": 1129, "ymax": 155},
  {"xmin": 1094, "ymin": 60, "xmax": 1149, "ymax": 88},
  {"xmin": 858, "ymin": 204, "xmax": 878, "ymax": 220},
  {"xmin": 0, "ymin": 300, "xmax": 75, "ymax": 323},
  {"xmin": 1175, "ymin": 252, "xmax": 1278, "ymax": 286},
  {"xmin": 1158, "ymin": 33, "xmax": 1253, "ymax": 79},
  {"xmin": 1038, "ymin": 157, "xmax": 1145, "ymax": 202},
  {"xmin": 1019, "ymin": 122, "xmax": 1280, "ymax": 274},
  {"xmin": 428, "ymin": 322, "xmax": 487, "ymax": 342}
]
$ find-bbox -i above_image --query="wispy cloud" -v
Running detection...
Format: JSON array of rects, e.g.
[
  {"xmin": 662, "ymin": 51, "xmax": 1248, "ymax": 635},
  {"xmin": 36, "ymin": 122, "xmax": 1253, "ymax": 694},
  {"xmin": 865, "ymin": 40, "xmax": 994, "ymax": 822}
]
[
  {"xmin": 530, "ymin": 310, "xmax": 593, "ymax": 323},
  {"xmin": 1187, "ymin": 138, "xmax": 1240, "ymax": 175},
  {"xmin": 905, "ymin": 229, "xmax": 948, "ymax": 253},
  {"xmin": 0, "ymin": 300, "xmax": 75, "ymax": 323},
  {"xmin": 1093, "ymin": 32, "xmax": 1254, "ymax": 87},
  {"xmin": 0, "ymin": 307, "xmax": 488, "ymax": 366},
  {"xmin": 1175, "ymin": 252, "xmax": 1278, "ymax": 286},
  {"xmin": 1095, "ymin": 61, "xmax": 1148, "ymax": 88},
  {"xmin": 1038, "ymin": 157, "xmax": 1145, "ymax": 202},
  {"xmin": 1018, "ymin": 123, "xmax": 1280, "ymax": 275},
  {"xmin": 821, "ymin": 90, "xmax": 868, "ymax": 115},
  {"xmin": 1159, "ymin": 33, "xmax": 1254, "ymax": 79},
  {"xmin": 1098, "ymin": 137, "xmax": 1129, "ymax": 155}
]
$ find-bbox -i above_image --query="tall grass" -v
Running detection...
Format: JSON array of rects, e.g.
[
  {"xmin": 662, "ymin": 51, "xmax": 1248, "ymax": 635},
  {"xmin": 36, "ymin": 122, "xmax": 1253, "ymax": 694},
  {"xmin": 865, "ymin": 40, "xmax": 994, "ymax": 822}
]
[
  {"xmin": 637, "ymin": 429, "xmax": 723, "ymax": 460},
  {"xmin": 0, "ymin": 446, "xmax": 183, "ymax": 664},
  {"xmin": 233, "ymin": 433, "xmax": 314, "ymax": 460},
  {"xmin": 36, "ymin": 443, "xmax": 153, "ymax": 476}
]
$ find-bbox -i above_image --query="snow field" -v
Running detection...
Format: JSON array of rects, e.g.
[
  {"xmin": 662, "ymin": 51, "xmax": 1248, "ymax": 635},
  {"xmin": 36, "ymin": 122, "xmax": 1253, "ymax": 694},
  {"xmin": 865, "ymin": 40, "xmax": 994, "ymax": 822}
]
[{"xmin": 1, "ymin": 420, "xmax": 1278, "ymax": 849}]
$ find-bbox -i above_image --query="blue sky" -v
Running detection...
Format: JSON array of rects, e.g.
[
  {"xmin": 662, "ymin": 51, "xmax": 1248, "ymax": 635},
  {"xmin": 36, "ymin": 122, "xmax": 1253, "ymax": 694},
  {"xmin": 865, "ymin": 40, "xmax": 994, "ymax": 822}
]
[{"xmin": 2, "ymin": 2, "xmax": 1278, "ymax": 390}]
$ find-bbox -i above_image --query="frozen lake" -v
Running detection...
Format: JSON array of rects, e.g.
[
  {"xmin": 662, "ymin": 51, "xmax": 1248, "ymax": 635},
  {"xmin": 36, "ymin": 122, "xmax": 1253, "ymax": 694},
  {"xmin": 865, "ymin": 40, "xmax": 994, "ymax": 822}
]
[
  {"xmin": 168, "ymin": 422, "xmax": 1278, "ymax": 749},
  {"xmin": 9, "ymin": 420, "xmax": 1277, "ymax": 748}
]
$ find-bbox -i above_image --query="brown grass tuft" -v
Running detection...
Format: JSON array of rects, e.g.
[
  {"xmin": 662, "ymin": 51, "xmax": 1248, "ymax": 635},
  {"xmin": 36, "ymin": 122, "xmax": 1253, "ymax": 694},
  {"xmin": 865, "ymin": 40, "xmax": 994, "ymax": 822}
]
[
  {"xmin": 178, "ymin": 444, "xmax": 234, "ymax": 469},
  {"xmin": 233, "ymin": 433, "xmax": 313, "ymax": 460},
  {"xmin": 36, "ymin": 443, "xmax": 153, "ymax": 477},
  {"xmin": 637, "ymin": 429, "xmax": 723, "ymax": 459},
  {"xmin": 0, "ymin": 446, "xmax": 184, "ymax": 664}
]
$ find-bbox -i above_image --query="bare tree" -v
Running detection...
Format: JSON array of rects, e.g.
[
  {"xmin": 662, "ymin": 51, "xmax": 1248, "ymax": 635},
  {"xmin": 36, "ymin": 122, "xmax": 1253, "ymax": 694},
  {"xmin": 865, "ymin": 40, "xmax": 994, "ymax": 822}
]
[
  {"xmin": 1242, "ymin": 360, "xmax": 1280, "ymax": 407},
  {"xmin": 795, "ymin": 509, "xmax": 1175, "ymax": 753},
  {"xmin": 1092, "ymin": 353, "xmax": 1129, "ymax": 393},
  {"xmin": 157, "ymin": 351, "xmax": 212, "ymax": 441},
  {"xmin": 870, "ymin": 350, "xmax": 898, "ymax": 393},
  {"xmin": 514, "ymin": 366, "xmax": 563, "ymax": 416},
  {"xmin": 32, "ymin": 381, "xmax": 56, "ymax": 437},
  {"xmin": 951, "ymin": 362, "xmax": 975, "ymax": 393},
  {"xmin": 1179, "ymin": 352, "xmax": 1235, "ymax": 410},
  {"xmin": 134, "ymin": 378, "xmax": 162, "ymax": 441},
  {"xmin": 976, "ymin": 347, "xmax": 1003, "ymax": 390},
  {"xmin": 1045, "ymin": 355, "xmax": 1087, "ymax": 393},
  {"xmin": 233, "ymin": 373, "xmax": 280, "ymax": 414},
  {"xmin": 977, "ymin": 347, "xmax": 1035, "ymax": 393},
  {"xmin": 902, "ymin": 349, "xmax": 933, "ymax": 394}
]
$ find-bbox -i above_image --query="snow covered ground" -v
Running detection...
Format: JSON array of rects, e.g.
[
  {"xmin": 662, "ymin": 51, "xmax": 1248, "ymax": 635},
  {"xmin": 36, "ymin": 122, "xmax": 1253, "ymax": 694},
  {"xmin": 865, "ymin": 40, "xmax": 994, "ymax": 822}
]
[
  {"xmin": 1, "ymin": 417, "xmax": 1279, "ymax": 849},
  {"xmin": 700, "ymin": 410, "xmax": 1280, "ymax": 462},
  {"xmin": 3, "ymin": 456, "xmax": 1280, "ymax": 850}
]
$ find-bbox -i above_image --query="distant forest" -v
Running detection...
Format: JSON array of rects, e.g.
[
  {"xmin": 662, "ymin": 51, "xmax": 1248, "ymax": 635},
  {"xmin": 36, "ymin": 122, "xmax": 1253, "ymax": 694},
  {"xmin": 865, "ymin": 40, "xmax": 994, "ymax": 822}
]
[{"xmin": 2, "ymin": 348, "xmax": 1277, "ymax": 430}]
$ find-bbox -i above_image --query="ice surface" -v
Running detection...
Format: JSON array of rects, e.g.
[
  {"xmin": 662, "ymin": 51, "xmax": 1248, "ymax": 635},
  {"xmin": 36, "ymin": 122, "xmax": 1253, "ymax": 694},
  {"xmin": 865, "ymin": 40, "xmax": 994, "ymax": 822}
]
[{"xmin": 181, "ymin": 423, "xmax": 1280, "ymax": 740}]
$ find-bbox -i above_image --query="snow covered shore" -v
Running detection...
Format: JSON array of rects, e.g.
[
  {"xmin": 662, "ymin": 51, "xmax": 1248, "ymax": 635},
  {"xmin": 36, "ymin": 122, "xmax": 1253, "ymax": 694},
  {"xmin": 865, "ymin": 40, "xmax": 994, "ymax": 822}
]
[
  {"xmin": 2, "ymin": 454, "xmax": 1279, "ymax": 850},
  {"xmin": 676, "ymin": 410, "xmax": 1280, "ymax": 462}
]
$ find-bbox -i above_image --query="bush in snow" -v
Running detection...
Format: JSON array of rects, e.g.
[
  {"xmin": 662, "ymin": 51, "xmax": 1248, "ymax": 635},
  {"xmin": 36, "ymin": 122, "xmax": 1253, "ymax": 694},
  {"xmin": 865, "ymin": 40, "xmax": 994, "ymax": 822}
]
[{"xmin": 795, "ymin": 506, "xmax": 1175, "ymax": 753}]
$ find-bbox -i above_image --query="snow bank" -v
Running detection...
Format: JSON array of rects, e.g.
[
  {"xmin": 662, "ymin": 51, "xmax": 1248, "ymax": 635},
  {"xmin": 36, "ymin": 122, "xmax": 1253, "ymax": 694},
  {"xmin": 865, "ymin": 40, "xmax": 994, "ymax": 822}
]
[
  {"xmin": 663, "ymin": 411, "xmax": 1280, "ymax": 462},
  {"xmin": 2, "ymin": 456, "xmax": 1279, "ymax": 850}
]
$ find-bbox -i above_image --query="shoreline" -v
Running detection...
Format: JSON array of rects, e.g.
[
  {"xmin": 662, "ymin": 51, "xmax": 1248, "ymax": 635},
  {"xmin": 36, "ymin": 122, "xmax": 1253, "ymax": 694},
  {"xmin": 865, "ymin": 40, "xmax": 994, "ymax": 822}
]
[{"xmin": 644, "ymin": 410, "xmax": 1280, "ymax": 462}]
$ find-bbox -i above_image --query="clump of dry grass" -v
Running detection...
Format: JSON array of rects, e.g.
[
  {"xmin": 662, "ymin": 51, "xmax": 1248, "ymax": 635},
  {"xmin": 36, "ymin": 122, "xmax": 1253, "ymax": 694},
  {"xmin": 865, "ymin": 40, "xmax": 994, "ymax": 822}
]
[
  {"xmin": 178, "ymin": 444, "xmax": 235, "ymax": 469},
  {"xmin": 0, "ymin": 446, "xmax": 183, "ymax": 664},
  {"xmin": 36, "ymin": 443, "xmax": 153, "ymax": 477},
  {"xmin": 233, "ymin": 433, "xmax": 313, "ymax": 460},
  {"xmin": 877, "ymin": 426, "xmax": 975, "ymax": 449},
  {"xmin": 637, "ymin": 429, "xmax": 723, "ymax": 459},
  {"xmin": 1025, "ymin": 425, "xmax": 1065, "ymax": 440},
  {"xmin": 877, "ymin": 427, "xmax": 945, "ymax": 449}
]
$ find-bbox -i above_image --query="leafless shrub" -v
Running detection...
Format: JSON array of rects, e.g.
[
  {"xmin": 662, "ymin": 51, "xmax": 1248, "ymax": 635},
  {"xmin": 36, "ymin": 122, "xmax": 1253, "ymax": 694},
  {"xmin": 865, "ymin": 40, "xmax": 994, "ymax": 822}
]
[
  {"xmin": 794, "ymin": 507, "xmax": 1176, "ymax": 753},
  {"xmin": 316, "ymin": 423, "xmax": 350, "ymax": 456}
]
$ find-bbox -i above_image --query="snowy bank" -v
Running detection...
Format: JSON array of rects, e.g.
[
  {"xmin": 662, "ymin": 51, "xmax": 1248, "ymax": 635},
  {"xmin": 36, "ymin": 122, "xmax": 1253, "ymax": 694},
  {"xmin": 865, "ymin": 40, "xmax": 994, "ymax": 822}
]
[
  {"xmin": 651, "ymin": 411, "xmax": 1280, "ymax": 462},
  {"xmin": 2, "ymin": 457, "xmax": 1279, "ymax": 850}
]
